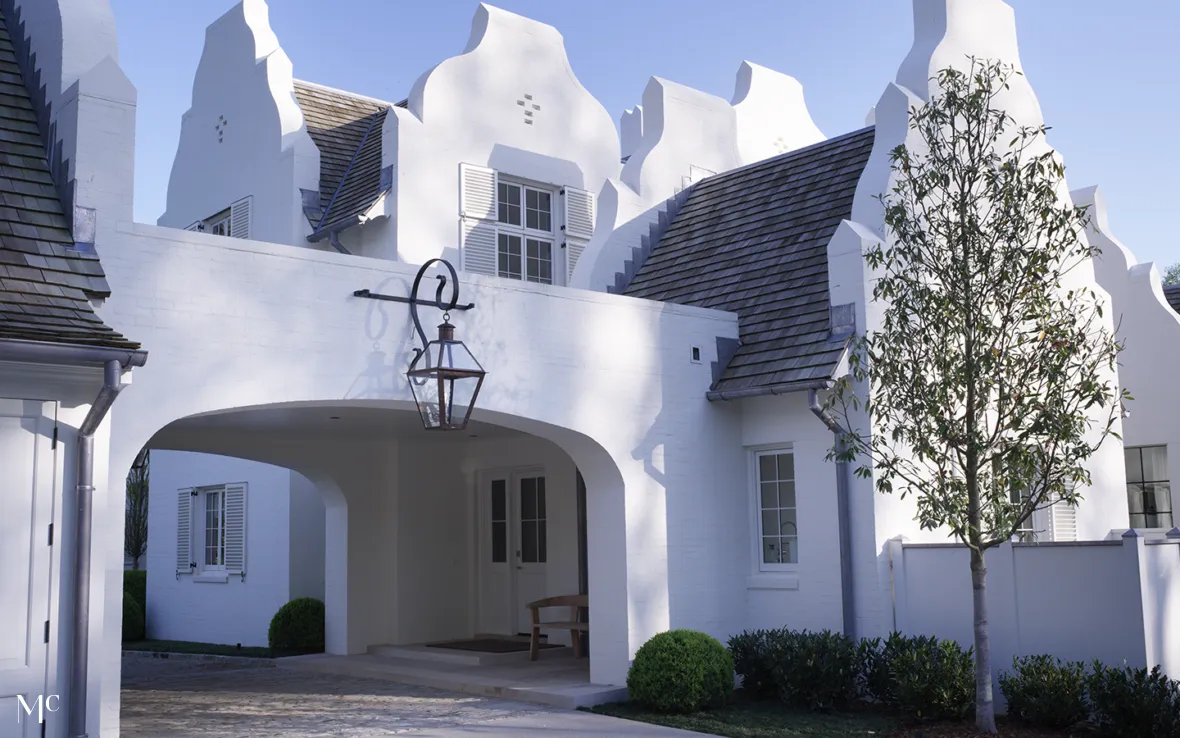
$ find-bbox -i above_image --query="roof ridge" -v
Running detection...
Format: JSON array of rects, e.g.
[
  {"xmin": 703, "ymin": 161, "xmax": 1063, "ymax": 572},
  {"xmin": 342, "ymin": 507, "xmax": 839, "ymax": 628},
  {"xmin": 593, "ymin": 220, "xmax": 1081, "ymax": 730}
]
[{"xmin": 292, "ymin": 78, "xmax": 397, "ymax": 109}]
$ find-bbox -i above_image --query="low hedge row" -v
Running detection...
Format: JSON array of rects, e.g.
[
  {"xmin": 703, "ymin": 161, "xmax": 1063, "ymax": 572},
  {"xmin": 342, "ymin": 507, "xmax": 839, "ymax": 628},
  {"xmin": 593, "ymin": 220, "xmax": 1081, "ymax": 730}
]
[
  {"xmin": 727, "ymin": 628, "xmax": 1180, "ymax": 736},
  {"xmin": 1001, "ymin": 655, "xmax": 1180, "ymax": 737}
]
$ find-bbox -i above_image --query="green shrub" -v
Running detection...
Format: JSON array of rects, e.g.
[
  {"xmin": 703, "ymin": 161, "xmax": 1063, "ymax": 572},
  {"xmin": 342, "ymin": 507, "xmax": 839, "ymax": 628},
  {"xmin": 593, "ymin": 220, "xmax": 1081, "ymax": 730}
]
[
  {"xmin": 122, "ymin": 591, "xmax": 145, "ymax": 642},
  {"xmin": 886, "ymin": 635, "xmax": 974, "ymax": 721},
  {"xmin": 998, "ymin": 655, "xmax": 1088, "ymax": 728},
  {"xmin": 727, "ymin": 629, "xmax": 778, "ymax": 699},
  {"xmin": 858, "ymin": 632, "xmax": 929, "ymax": 706},
  {"xmin": 1088, "ymin": 662, "xmax": 1180, "ymax": 738},
  {"xmin": 627, "ymin": 630, "xmax": 734, "ymax": 713},
  {"xmin": 267, "ymin": 598, "xmax": 325, "ymax": 654},
  {"xmin": 124, "ymin": 569, "xmax": 147, "ymax": 613},
  {"xmin": 765, "ymin": 629, "xmax": 861, "ymax": 711}
]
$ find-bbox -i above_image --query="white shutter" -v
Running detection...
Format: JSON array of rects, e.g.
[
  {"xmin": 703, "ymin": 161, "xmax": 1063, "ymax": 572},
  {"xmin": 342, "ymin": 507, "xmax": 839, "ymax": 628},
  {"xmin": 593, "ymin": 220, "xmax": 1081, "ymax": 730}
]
[
  {"xmin": 224, "ymin": 483, "xmax": 247, "ymax": 575},
  {"xmin": 176, "ymin": 489, "xmax": 194, "ymax": 575},
  {"xmin": 1049, "ymin": 498, "xmax": 1078, "ymax": 542},
  {"xmin": 563, "ymin": 186, "xmax": 594, "ymax": 240},
  {"xmin": 459, "ymin": 163, "xmax": 498, "ymax": 276},
  {"xmin": 566, "ymin": 238, "xmax": 587, "ymax": 283},
  {"xmin": 229, "ymin": 196, "xmax": 252, "ymax": 239},
  {"xmin": 184, "ymin": 221, "xmax": 202, "ymax": 232}
]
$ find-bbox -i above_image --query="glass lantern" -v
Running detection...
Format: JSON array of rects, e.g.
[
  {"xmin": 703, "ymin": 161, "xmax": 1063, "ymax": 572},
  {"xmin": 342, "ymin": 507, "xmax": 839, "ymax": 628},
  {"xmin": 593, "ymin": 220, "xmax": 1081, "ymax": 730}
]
[{"xmin": 407, "ymin": 321, "xmax": 486, "ymax": 430}]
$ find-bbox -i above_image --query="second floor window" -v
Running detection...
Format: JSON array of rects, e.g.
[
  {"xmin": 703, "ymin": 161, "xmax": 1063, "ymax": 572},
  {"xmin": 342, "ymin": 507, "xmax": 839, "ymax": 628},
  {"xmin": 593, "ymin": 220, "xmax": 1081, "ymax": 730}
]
[
  {"xmin": 1125, "ymin": 445, "xmax": 1173, "ymax": 529},
  {"xmin": 497, "ymin": 181, "xmax": 553, "ymax": 284}
]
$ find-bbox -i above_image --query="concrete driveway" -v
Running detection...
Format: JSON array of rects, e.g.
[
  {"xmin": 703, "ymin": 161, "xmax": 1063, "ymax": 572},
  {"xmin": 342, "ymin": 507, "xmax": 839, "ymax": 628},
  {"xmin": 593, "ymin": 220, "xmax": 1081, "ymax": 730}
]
[{"xmin": 120, "ymin": 655, "xmax": 705, "ymax": 737}]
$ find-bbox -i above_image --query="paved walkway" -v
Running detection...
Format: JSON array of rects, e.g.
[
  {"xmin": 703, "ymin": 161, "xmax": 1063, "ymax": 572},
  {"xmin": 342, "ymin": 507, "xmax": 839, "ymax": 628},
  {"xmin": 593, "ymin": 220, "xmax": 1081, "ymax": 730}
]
[{"xmin": 121, "ymin": 655, "xmax": 704, "ymax": 737}]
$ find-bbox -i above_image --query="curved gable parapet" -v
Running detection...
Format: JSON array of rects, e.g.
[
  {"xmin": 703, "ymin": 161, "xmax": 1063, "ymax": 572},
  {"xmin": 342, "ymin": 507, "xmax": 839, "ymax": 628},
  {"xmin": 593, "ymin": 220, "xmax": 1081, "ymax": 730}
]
[
  {"xmin": 621, "ymin": 77, "xmax": 741, "ymax": 200},
  {"xmin": 731, "ymin": 61, "xmax": 825, "ymax": 163},
  {"xmin": 402, "ymin": 2, "xmax": 619, "ymax": 193},
  {"xmin": 161, "ymin": 0, "xmax": 316, "ymax": 244},
  {"xmin": 1076, "ymin": 185, "xmax": 1179, "ymax": 326}
]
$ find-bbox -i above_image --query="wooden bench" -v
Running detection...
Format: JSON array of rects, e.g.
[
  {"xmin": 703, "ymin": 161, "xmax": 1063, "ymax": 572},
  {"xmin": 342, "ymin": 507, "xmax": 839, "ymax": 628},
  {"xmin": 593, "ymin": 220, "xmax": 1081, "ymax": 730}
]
[{"xmin": 526, "ymin": 594, "xmax": 588, "ymax": 661}]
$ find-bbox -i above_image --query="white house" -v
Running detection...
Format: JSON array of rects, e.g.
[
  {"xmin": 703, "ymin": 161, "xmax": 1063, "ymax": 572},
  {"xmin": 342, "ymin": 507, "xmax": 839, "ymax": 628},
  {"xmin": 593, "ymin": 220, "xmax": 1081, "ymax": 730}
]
[{"xmin": 3, "ymin": 0, "xmax": 1179, "ymax": 735}]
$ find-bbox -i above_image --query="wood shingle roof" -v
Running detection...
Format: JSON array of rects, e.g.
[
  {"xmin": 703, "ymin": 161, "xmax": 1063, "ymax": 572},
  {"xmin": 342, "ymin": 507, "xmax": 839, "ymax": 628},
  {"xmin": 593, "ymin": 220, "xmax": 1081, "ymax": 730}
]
[
  {"xmin": 625, "ymin": 127, "xmax": 875, "ymax": 395},
  {"xmin": 0, "ymin": 6, "xmax": 138, "ymax": 350}
]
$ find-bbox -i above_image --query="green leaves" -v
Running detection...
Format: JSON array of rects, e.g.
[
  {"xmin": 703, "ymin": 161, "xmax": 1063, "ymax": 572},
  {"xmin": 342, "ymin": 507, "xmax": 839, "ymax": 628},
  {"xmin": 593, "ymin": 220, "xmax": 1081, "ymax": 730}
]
[{"xmin": 823, "ymin": 56, "xmax": 1122, "ymax": 551}]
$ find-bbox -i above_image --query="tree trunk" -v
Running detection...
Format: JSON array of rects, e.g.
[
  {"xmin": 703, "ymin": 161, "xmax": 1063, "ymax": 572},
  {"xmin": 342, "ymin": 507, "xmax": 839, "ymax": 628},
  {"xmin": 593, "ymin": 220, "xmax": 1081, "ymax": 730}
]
[{"xmin": 970, "ymin": 547, "xmax": 997, "ymax": 733}]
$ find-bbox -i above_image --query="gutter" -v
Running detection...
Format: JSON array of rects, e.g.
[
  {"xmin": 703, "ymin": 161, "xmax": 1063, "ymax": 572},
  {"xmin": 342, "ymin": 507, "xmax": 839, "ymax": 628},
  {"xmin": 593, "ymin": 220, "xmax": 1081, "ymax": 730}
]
[
  {"xmin": 807, "ymin": 387, "xmax": 858, "ymax": 641},
  {"xmin": 1, "ymin": 341, "xmax": 148, "ymax": 738},
  {"xmin": 306, "ymin": 215, "xmax": 359, "ymax": 252},
  {"xmin": 706, "ymin": 377, "xmax": 836, "ymax": 402}
]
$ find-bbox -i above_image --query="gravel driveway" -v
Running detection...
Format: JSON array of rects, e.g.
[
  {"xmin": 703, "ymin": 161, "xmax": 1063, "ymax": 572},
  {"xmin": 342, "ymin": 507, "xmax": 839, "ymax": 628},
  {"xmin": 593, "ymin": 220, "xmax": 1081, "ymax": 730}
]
[{"xmin": 120, "ymin": 654, "xmax": 702, "ymax": 737}]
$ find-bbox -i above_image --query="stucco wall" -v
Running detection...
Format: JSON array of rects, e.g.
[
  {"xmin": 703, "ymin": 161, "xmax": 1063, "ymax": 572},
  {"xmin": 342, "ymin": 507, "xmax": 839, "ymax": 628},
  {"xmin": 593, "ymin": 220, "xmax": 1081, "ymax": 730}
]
[
  {"xmin": 891, "ymin": 534, "xmax": 1180, "ymax": 685},
  {"xmin": 146, "ymin": 451, "xmax": 295, "ymax": 647},
  {"xmin": 288, "ymin": 470, "xmax": 326, "ymax": 602},
  {"xmin": 93, "ymin": 217, "xmax": 741, "ymax": 697},
  {"xmin": 157, "ymin": 0, "xmax": 317, "ymax": 247},
  {"xmin": 1083, "ymin": 185, "xmax": 1180, "ymax": 529}
]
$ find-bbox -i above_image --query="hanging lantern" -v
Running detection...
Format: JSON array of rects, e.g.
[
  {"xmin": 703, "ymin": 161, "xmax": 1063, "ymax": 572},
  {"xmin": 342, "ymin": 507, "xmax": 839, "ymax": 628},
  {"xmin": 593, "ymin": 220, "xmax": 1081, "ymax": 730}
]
[{"xmin": 407, "ymin": 320, "xmax": 486, "ymax": 430}]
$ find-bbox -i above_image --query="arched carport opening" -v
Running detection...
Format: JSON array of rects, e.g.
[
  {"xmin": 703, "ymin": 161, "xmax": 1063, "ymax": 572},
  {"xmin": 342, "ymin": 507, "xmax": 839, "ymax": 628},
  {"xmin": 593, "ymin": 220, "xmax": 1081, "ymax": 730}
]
[{"xmin": 128, "ymin": 399, "xmax": 630, "ymax": 686}]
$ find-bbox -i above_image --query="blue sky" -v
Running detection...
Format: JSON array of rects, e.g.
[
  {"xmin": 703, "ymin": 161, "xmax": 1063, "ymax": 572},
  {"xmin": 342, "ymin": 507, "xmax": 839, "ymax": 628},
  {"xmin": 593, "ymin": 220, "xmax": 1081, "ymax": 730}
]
[{"xmin": 109, "ymin": 0, "xmax": 1177, "ymax": 269}]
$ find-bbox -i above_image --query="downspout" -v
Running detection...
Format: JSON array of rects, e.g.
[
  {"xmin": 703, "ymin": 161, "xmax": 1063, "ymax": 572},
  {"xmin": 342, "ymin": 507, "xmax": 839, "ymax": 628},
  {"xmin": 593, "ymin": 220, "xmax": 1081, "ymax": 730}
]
[
  {"xmin": 808, "ymin": 388, "xmax": 857, "ymax": 640},
  {"xmin": 70, "ymin": 359, "xmax": 129, "ymax": 738}
]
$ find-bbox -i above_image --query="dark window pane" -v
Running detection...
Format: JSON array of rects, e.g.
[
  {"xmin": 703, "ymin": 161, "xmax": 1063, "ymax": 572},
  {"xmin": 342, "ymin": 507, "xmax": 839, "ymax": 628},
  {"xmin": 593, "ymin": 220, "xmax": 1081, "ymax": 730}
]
[
  {"xmin": 779, "ymin": 508, "xmax": 797, "ymax": 536},
  {"xmin": 1128, "ymin": 484, "xmax": 1146, "ymax": 515},
  {"xmin": 538, "ymin": 520, "xmax": 547, "ymax": 563},
  {"xmin": 1125, "ymin": 448, "xmax": 1143, "ymax": 483},
  {"xmin": 492, "ymin": 521, "xmax": 506, "ymax": 562},
  {"xmin": 777, "ymin": 453, "xmax": 794, "ymax": 480},
  {"xmin": 762, "ymin": 537, "xmax": 780, "ymax": 564},
  {"xmin": 491, "ymin": 480, "xmax": 506, "ymax": 521},
  {"xmin": 537, "ymin": 192, "xmax": 551, "ymax": 231},
  {"xmin": 781, "ymin": 536, "xmax": 798, "ymax": 564},
  {"xmin": 759, "ymin": 454, "xmax": 776, "ymax": 482},
  {"xmin": 536, "ymin": 478, "xmax": 546, "ymax": 519},
  {"xmin": 521, "ymin": 478, "xmax": 536, "ymax": 519},
  {"xmin": 761, "ymin": 510, "xmax": 777, "ymax": 537},
  {"xmin": 1142, "ymin": 446, "xmax": 1169, "ymax": 483},
  {"xmin": 522, "ymin": 521, "xmax": 538, "ymax": 562},
  {"xmin": 778, "ymin": 481, "xmax": 796, "ymax": 508},
  {"xmin": 760, "ymin": 482, "xmax": 777, "ymax": 510}
]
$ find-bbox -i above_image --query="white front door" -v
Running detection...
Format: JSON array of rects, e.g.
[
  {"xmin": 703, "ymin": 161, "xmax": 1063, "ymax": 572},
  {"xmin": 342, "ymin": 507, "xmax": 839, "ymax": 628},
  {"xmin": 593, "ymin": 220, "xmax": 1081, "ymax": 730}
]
[
  {"xmin": 0, "ymin": 400, "xmax": 56, "ymax": 738},
  {"xmin": 476, "ymin": 469, "xmax": 549, "ymax": 636}
]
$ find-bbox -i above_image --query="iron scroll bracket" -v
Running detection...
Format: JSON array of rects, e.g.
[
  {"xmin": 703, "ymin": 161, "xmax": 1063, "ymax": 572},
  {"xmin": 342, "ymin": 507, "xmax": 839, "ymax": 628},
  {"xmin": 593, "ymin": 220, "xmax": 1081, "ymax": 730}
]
[{"xmin": 352, "ymin": 258, "xmax": 474, "ymax": 358}]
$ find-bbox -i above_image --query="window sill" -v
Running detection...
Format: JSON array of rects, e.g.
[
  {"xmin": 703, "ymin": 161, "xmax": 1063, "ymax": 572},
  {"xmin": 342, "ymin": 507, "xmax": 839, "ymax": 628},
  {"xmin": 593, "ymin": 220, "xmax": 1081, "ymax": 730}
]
[
  {"xmin": 193, "ymin": 572, "xmax": 229, "ymax": 583},
  {"xmin": 747, "ymin": 573, "xmax": 799, "ymax": 591}
]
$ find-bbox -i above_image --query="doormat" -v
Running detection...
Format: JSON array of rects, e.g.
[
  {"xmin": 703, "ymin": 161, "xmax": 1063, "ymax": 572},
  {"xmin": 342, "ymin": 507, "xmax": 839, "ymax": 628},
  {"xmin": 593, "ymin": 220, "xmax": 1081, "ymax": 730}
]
[{"xmin": 426, "ymin": 638, "xmax": 561, "ymax": 654}]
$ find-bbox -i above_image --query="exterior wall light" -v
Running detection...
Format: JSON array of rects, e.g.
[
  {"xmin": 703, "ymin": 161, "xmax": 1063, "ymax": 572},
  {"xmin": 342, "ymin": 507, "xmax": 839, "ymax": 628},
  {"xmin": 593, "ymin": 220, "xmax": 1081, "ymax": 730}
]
[{"xmin": 353, "ymin": 258, "xmax": 486, "ymax": 430}]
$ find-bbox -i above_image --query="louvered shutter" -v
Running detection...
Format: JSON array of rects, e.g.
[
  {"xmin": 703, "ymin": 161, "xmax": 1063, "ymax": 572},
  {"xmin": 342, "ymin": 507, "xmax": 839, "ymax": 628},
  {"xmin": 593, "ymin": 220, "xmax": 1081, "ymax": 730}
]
[
  {"xmin": 1049, "ymin": 498, "xmax": 1078, "ymax": 542},
  {"xmin": 176, "ymin": 489, "xmax": 194, "ymax": 575},
  {"xmin": 562, "ymin": 186, "xmax": 594, "ymax": 282},
  {"xmin": 229, "ymin": 196, "xmax": 252, "ymax": 239},
  {"xmin": 224, "ymin": 483, "xmax": 247, "ymax": 575},
  {"xmin": 459, "ymin": 163, "xmax": 497, "ymax": 276}
]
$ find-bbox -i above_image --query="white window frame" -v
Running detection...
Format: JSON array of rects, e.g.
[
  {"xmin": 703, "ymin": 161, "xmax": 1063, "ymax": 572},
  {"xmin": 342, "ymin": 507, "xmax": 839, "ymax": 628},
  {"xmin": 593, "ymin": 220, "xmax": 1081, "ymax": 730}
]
[
  {"xmin": 495, "ymin": 178, "xmax": 558, "ymax": 285},
  {"xmin": 1125, "ymin": 445, "xmax": 1173, "ymax": 530},
  {"xmin": 196, "ymin": 485, "xmax": 227, "ymax": 575},
  {"xmin": 749, "ymin": 446, "xmax": 799, "ymax": 574}
]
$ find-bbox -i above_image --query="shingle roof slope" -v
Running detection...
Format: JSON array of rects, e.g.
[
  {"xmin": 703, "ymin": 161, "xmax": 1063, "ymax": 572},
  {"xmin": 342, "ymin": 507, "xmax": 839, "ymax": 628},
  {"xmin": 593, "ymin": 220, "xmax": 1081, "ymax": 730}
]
[
  {"xmin": 624, "ymin": 127, "xmax": 875, "ymax": 395},
  {"xmin": 1165, "ymin": 284, "xmax": 1180, "ymax": 315},
  {"xmin": 292, "ymin": 80, "xmax": 390, "ymax": 232},
  {"xmin": 0, "ymin": 7, "xmax": 138, "ymax": 350}
]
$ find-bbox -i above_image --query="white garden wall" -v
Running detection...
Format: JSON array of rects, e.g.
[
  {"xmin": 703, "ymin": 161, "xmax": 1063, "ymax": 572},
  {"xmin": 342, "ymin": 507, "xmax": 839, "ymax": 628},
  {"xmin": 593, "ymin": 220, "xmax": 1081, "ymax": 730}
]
[{"xmin": 889, "ymin": 533, "xmax": 1180, "ymax": 686}]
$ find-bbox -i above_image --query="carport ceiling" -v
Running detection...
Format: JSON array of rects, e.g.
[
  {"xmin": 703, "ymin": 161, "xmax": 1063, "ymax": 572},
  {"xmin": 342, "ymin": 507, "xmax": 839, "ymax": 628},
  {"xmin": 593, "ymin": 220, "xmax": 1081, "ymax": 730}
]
[{"xmin": 163, "ymin": 405, "xmax": 522, "ymax": 440}]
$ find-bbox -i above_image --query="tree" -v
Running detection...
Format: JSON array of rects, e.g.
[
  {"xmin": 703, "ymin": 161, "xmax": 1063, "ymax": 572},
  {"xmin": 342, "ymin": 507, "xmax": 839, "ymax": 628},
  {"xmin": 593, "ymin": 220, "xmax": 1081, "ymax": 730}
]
[
  {"xmin": 124, "ymin": 448, "xmax": 150, "ymax": 570},
  {"xmin": 826, "ymin": 59, "xmax": 1124, "ymax": 733},
  {"xmin": 1162, "ymin": 262, "xmax": 1180, "ymax": 286}
]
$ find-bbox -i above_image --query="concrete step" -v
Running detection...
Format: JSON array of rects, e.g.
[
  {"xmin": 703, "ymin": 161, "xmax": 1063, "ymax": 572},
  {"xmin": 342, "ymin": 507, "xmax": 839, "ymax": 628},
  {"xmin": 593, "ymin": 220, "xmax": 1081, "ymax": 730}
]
[
  {"xmin": 283, "ymin": 653, "xmax": 627, "ymax": 709},
  {"xmin": 367, "ymin": 641, "xmax": 573, "ymax": 667}
]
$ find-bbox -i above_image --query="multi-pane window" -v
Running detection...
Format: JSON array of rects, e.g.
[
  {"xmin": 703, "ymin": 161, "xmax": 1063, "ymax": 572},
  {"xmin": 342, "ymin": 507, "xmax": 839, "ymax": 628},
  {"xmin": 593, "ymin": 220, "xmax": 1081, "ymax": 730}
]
[
  {"xmin": 756, "ymin": 451, "xmax": 798, "ymax": 567},
  {"xmin": 496, "ymin": 180, "xmax": 554, "ymax": 284},
  {"xmin": 203, "ymin": 488, "xmax": 226, "ymax": 569},
  {"xmin": 520, "ymin": 476, "xmax": 547, "ymax": 563},
  {"xmin": 1125, "ymin": 446, "xmax": 1173, "ymax": 529}
]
